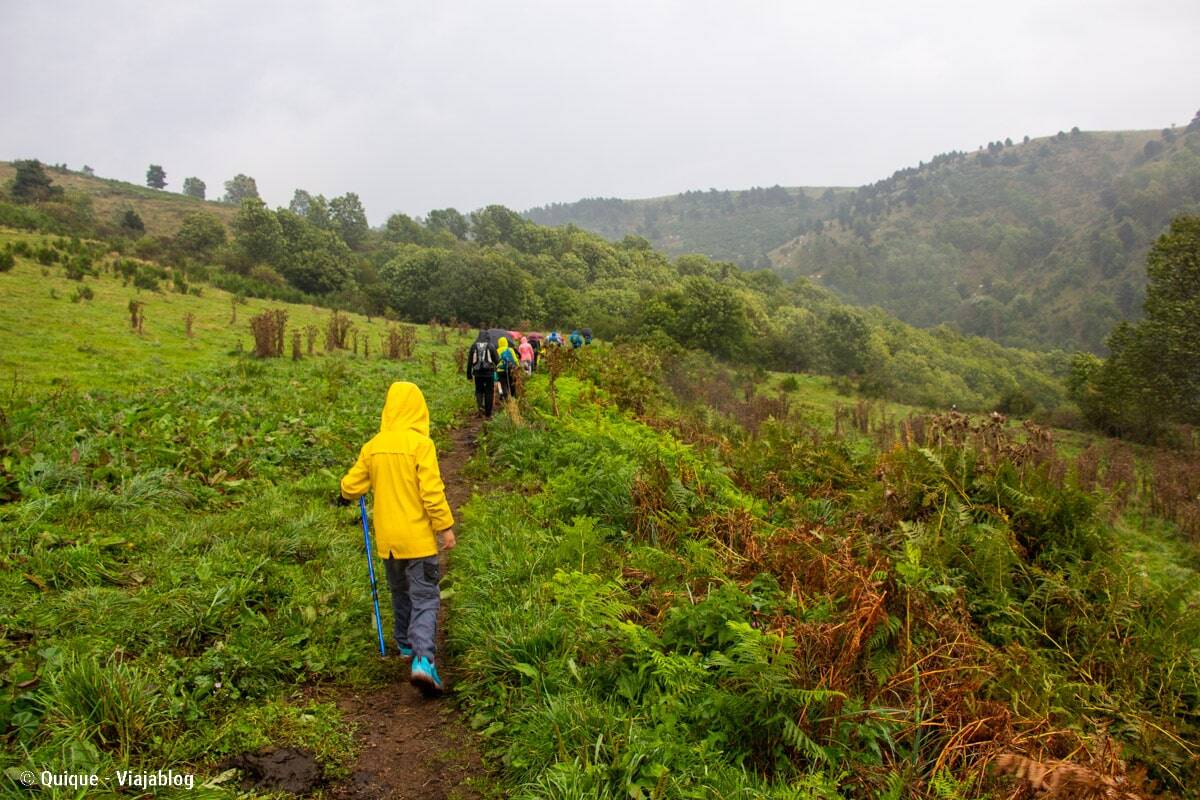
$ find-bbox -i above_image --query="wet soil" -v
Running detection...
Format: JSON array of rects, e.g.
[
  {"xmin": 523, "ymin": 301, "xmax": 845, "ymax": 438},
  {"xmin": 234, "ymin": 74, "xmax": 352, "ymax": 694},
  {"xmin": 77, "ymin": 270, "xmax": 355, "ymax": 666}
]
[{"xmin": 326, "ymin": 415, "xmax": 491, "ymax": 800}]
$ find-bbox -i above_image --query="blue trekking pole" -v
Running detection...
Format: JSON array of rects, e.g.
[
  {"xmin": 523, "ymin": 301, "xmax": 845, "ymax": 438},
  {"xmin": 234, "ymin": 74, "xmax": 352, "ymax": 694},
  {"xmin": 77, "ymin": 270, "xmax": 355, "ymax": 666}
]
[{"xmin": 358, "ymin": 497, "xmax": 387, "ymax": 656}]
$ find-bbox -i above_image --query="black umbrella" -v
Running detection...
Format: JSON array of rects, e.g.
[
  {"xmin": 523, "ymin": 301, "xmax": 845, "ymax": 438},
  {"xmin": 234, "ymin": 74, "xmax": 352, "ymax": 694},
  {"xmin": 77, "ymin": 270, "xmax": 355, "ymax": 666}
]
[{"xmin": 480, "ymin": 328, "xmax": 511, "ymax": 346}]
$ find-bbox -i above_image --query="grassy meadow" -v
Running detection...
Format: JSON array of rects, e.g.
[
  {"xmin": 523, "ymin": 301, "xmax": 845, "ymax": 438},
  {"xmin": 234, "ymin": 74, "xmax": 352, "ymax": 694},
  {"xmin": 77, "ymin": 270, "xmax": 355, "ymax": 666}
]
[{"xmin": 0, "ymin": 230, "xmax": 478, "ymax": 796}]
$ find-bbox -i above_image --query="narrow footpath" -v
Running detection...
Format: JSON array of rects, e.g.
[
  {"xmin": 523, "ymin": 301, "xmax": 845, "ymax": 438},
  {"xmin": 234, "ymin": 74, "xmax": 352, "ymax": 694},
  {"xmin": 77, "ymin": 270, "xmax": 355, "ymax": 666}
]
[{"xmin": 330, "ymin": 414, "xmax": 491, "ymax": 800}]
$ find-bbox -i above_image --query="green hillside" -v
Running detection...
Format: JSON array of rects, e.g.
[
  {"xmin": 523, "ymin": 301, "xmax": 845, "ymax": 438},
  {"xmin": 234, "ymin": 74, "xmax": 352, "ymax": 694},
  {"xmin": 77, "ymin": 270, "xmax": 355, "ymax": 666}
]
[
  {"xmin": 777, "ymin": 125, "xmax": 1200, "ymax": 352},
  {"xmin": 525, "ymin": 186, "xmax": 852, "ymax": 268},
  {"xmin": 0, "ymin": 155, "xmax": 1076, "ymax": 417},
  {"xmin": 522, "ymin": 121, "xmax": 1200, "ymax": 353},
  {"xmin": 0, "ymin": 161, "xmax": 237, "ymax": 240}
]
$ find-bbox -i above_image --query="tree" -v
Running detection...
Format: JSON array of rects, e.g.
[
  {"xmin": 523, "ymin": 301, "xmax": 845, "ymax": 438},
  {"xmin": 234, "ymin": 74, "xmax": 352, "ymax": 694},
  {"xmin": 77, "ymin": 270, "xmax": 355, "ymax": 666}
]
[
  {"xmin": 426, "ymin": 208, "xmax": 469, "ymax": 240},
  {"xmin": 673, "ymin": 276, "xmax": 750, "ymax": 358},
  {"xmin": 223, "ymin": 174, "xmax": 260, "ymax": 203},
  {"xmin": 146, "ymin": 164, "xmax": 167, "ymax": 189},
  {"xmin": 9, "ymin": 160, "xmax": 63, "ymax": 203},
  {"xmin": 81, "ymin": 165, "xmax": 95, "ymax": 176},
  {"xmin": 231, "ymin": 198, "xmax": 284, "ymax": 267},
  {"xmin": 182, "ymin": 177, "xmax": 206, "ymax": 199},
  {"xmin": 289, "ymin": 190, "xmax": 331, "ymax": 229},
  {"xmin": 329, "ymin": 192, "xmax": 369, "ymax": 249},
  {"xmin": 822, "ymin": 308, "xmax": 873, "ymax": 375},
  {"xmin": 289, "ymin": 189, "xmax": 314, "ymax": 217},
  {"xmin": 120, "ymin": 209, "xmax": 145, "ymax": 235},
  {"xmin": 470, "ymin": 205, "xmax": 528, "ymax": 247},
  {"xmin": 384, "ymin": 213, "xmax": 428, "ymax": 245},
  {"xmin": 1073, "ymin": 216, "xmax": 1200, "ymax": 437},
  {"xmin": 175, "ymin": 212, "xmax": 226, "ymax": 258},
  {"xmin": 274, "ymin": 209, "xmax": 354, "ymax": 294}
]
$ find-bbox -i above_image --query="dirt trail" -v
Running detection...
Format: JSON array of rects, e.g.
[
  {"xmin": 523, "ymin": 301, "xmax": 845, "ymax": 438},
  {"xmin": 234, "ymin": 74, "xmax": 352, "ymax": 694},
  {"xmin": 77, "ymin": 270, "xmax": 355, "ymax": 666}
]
[{"xmin": 327, "ymin": 414, "xmax": 491, "ymax": 800}]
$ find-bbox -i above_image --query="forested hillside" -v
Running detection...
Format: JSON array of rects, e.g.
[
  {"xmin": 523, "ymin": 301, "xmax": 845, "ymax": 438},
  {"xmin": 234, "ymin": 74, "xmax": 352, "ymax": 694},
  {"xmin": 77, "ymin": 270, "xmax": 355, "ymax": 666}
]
[
  {"xmin": 778, "ymin": 122, "xmax": 1200, "ymax": 352},
  {"xmin": 0, "ymin": 161, "xmax": 1069, "ymax": 414},
  {"xmin": 522, "ymin": 117, "xmax": 1200, "ymax": 353},
  {"xmin": 525, "ymin": 186, "xmax": 851, "ymax": 269}
]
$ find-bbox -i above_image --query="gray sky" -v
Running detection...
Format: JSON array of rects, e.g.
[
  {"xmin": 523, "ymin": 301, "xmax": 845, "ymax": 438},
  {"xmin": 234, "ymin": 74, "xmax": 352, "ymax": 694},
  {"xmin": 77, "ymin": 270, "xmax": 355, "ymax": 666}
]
[{"xmin": 3, "ymin": 0, "xmax": 1198, "ymax": 224}]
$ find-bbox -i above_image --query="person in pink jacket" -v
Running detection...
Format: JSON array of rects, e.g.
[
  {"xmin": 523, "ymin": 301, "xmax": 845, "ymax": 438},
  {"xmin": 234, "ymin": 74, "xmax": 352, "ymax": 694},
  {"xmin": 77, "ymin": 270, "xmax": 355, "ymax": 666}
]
[{"xmin": 518, "ymin": 336, "xmax": 534, "ymax": 376}]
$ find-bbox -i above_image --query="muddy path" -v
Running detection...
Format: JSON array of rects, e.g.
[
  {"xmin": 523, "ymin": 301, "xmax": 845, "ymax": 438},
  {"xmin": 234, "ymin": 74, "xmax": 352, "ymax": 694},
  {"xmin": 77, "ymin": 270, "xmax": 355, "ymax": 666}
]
[{"xmin": 326, "ymin": 414, "xmax": 491, "ymax": 800}]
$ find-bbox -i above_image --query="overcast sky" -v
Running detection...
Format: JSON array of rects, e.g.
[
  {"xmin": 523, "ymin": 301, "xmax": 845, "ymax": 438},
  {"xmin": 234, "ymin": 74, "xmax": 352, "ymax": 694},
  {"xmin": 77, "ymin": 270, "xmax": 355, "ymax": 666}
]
[{"xmin": 3, "ymin": 0, "xmax": 1197, "ymax": 224}]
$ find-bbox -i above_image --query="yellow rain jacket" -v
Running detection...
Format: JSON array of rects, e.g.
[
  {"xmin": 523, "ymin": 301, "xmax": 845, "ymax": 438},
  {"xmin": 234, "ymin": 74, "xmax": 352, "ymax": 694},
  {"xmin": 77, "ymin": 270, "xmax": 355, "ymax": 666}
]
[{"xmin": 339, "ymin": 382, "xmax": 454, "ymax": 559}]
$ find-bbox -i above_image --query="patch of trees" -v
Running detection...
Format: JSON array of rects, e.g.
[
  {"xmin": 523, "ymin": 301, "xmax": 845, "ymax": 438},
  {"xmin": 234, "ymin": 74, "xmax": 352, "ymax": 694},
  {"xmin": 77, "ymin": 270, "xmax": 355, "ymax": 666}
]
[
  {"xmin": 1070, "ymin": 216, "xmax": 1200, "ymax": 441},
  {"xmin": 287, "ymin": 189, "xmax": 371, "ymax": 249}
]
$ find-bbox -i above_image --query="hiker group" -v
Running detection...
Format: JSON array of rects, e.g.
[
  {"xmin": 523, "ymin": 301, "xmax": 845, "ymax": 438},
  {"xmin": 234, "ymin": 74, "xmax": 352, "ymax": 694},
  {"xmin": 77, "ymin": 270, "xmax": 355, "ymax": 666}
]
[
  {"xmin": 465, "ymin": 327, "xmax": 592, "ymax": 418},
  {"xmin": 333, "ymin": 328, "xmax": 595, "ymax": 698}
]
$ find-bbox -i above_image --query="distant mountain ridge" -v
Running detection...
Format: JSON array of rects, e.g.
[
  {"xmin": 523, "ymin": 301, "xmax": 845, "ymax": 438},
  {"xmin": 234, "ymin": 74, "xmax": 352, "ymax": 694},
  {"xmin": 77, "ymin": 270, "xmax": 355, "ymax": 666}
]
[
  {"xmin": 523, "ymin": 120, "xmax": 1200, "ymax": 352},
  {"xmin": 525, "ymin": 185, "xmax": 852, "ymax": 269}
]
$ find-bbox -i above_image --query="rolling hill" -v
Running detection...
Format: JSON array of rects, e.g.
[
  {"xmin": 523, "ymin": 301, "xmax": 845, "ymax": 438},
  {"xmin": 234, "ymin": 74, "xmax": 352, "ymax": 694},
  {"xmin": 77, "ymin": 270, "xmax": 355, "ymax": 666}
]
[
  {"xmin": 0, "ymin": 161, "xmax": 237, "ymax": 239},
  {"xmin": 525, "ymin": 185, "xmax": 853, "ymax": 269},
  {"xmin": 524, "ymin": 120, "xmax": 1200, "ymax": 353}
]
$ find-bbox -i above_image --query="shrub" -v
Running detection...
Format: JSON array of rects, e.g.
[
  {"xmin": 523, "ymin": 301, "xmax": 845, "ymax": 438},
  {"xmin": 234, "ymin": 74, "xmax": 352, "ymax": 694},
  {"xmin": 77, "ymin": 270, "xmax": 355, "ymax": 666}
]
[
  {"xmin": 325, "ymin": 310, "xmax": 353, "ymax": 351},
  {"xmin": 0, "ymin": 247, "xmax": 14, "ymax": 272},
  {"xmin": 133, "ymin": 270, "xmax": 160, "ymax": 292},
  {"xmin": 249, "ymin": 309, "xmax": 287, "ymax": 358}
]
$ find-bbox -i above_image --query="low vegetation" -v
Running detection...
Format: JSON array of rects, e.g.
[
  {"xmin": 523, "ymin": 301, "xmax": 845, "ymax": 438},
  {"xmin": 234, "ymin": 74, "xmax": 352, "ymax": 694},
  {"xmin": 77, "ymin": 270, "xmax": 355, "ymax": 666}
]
[
  {"xmin": 451, "ymin": 345, "xmax": 1200, "ymax": 798},
  {"xmin": 0, "ymin": 274, "xmax": 474, "ymax": 794},
  {"xmin": 1, "ymin": 245, "xmax": 1197, "ymax": 797}
]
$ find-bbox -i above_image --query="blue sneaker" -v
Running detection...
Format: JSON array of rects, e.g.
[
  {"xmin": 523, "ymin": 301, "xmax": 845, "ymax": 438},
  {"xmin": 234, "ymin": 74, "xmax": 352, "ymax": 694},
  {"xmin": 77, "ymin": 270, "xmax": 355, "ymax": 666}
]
[
  {"xmin": 397, "ymin": 645, "xmax": 413, "ymax": 660},
  {"xmin": 409, "ymin": 656, "xmax": 444, "ymax": 696}
]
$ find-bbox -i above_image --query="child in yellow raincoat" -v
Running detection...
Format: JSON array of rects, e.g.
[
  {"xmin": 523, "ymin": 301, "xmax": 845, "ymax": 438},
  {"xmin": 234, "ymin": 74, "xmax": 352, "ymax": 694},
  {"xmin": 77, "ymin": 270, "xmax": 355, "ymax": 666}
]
[{"xmin": 339, "ymin": 382, "xmax": 456, "ymax": 694}]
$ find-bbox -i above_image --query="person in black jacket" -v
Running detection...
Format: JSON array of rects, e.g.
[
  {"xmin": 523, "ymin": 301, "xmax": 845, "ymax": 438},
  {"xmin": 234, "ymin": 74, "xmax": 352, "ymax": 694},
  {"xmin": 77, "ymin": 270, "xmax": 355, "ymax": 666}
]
[{"xmin": 465, "ymin": 332, "xmax": 499, "ymax": 418}]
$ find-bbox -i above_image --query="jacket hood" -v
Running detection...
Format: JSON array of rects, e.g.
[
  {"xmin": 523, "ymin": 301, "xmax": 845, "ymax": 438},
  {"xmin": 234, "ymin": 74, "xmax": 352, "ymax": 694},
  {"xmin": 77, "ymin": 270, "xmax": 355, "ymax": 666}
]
[
  {"xmin": 380, "ymin": 381, "xmax": 430, "ymax": 436},
  {"xmin": 497, "ymin": 336, "xmax": 509, "ymax": 351}
]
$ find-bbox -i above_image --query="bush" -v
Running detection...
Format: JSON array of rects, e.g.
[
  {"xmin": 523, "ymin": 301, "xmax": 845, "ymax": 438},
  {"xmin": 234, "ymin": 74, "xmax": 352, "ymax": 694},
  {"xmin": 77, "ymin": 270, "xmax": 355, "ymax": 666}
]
[
  {"xmin": 0, "ymin": 200, "xmax": 62, "ymax": 232},
  {"xmin": 996, "ymin": 387, "xmax": 1036, "ymax": 416},
  {"xmin": 249, "ymin": 264, "xmax": 287, "ymax": 287},
  {"xmin": 0, "ymin": 247, "xmax": 14, "ymax": 272}
]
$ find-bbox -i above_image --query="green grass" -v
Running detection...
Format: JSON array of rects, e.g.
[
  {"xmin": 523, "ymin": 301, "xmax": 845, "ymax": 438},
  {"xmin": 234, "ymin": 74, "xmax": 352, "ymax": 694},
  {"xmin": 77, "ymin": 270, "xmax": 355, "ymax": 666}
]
[
  {"xmin": 0, "ymin": 240, "xmax": 477, "ymax": 796},
  {"xmin": 0, "ymin": 228, "xmax": 402, "ymax": 393},
  {"xmin": 3, "ymin": 231, "xmax": 1198, "ymax": 798}
]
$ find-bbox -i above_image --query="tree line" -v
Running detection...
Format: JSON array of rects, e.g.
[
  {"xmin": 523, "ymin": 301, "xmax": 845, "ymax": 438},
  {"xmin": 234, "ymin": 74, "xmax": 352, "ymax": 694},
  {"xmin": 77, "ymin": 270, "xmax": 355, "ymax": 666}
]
[{"xmin": 2, "ymin": 158, "xmax": 1066, "ymax": 413}]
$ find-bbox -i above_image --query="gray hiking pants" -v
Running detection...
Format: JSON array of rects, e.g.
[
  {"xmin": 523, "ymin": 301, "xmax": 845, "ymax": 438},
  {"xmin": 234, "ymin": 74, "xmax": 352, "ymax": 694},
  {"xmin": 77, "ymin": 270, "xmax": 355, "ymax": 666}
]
[{"xmin": 383, "ymin": 554, "xmax": 440, "ymax": 661}]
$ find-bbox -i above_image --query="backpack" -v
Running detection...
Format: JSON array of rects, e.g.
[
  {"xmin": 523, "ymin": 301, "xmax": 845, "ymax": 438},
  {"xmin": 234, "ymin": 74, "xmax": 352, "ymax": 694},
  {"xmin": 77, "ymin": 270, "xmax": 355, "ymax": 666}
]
[{"xmin": 474, "ymin": 341, "xmax": 495, "ymax": 369}]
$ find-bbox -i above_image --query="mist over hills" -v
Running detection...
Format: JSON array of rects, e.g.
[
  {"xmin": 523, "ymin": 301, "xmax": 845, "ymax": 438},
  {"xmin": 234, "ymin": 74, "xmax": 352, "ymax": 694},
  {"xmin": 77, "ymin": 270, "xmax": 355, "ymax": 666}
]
[{"xmin": 525, "ymin": 120, "xmax": 1200, "ymax": 352}]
